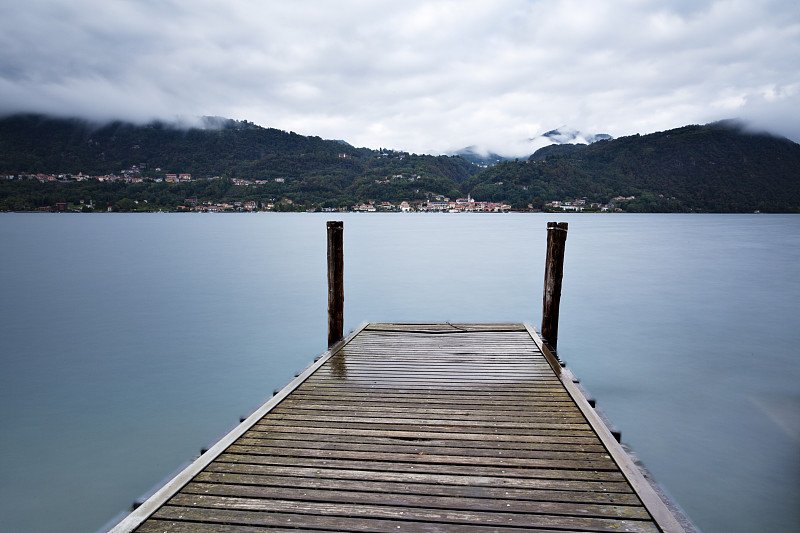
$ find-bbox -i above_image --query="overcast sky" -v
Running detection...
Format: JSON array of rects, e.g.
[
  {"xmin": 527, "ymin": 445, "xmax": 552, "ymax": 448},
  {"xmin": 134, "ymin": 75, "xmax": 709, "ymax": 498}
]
[{"xmin": 1, "ymin": 0, "xmax": 798, "ymax": 155}]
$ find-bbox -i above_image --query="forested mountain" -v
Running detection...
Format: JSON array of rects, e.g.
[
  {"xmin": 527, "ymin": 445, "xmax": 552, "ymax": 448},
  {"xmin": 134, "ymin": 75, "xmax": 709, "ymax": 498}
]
[
  {"xmin": 1, "ymin": 115, "xmax": 798, "ymax": 212},
  {"xmin": 0, "ymin": 114, "xmax": 477, "ymax": 210},
  {"xmin": 467, "ymin": 121, "xmax": 800, "ymax": 212}
]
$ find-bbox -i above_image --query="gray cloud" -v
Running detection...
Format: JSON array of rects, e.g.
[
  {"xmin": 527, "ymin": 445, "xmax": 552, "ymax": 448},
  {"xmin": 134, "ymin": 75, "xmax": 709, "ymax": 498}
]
[{"xmin": 1, "ymin": 0, "xmax": 798, "ymax": 155}]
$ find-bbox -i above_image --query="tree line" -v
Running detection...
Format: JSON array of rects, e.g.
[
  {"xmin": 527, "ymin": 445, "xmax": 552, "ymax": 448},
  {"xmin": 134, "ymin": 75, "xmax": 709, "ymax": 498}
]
[{"xmin": 1, "ymin": 115, "xmax": 798, "ymax": 212}]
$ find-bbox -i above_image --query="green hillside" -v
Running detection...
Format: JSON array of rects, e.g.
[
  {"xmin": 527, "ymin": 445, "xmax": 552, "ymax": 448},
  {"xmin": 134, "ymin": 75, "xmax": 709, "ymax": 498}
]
[
  {"xmin": 0, "ymin": 114, "xmax": 476, "ymax": 211},
  {"xmin": 1, "ymin": 115, "xmax": 798, "ymax": 212},
  {"xmin": 466, "ymin": 121, "xmax": 800, "ymax": 212}
]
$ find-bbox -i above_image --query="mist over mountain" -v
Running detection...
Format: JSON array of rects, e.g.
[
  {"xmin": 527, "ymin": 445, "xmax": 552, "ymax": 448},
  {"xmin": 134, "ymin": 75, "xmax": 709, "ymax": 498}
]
[
  {"xmin": 452, "ymin": 127, "xmax": 613, "ymax": 165},
  {"xmin": 541, "ymin": 127, "xmax": 613, "ymax": 145},
  {"xmin": 450, "ymin": 146, "xmax": 509, "ymax": 167}
]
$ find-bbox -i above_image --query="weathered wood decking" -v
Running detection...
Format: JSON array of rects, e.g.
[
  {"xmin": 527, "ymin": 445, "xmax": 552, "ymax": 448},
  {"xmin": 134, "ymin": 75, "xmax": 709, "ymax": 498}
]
[{"xmin": 110, "ymin": 323, "xmax": 686, "ymax": 532}]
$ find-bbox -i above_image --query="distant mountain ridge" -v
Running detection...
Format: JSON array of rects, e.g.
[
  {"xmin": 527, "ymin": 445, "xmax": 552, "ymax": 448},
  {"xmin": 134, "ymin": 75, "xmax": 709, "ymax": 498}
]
[
  {"xmin": 0, "ymin": 113, "xmax": 479, "ymax": 210},
  {"xmin": 466, "ymin": 120, "xmax": 800, "ymax": 212},
  {"xmin": 1, "ymin": 114, "xmax": 798, "ymax": 212}
]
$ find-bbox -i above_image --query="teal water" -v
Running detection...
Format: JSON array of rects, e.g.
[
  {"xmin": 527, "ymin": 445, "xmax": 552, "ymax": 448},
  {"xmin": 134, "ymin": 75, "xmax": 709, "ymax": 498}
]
[{"xmin": 0, "ymin": 213, "xmax": 798, "ymax": 532}]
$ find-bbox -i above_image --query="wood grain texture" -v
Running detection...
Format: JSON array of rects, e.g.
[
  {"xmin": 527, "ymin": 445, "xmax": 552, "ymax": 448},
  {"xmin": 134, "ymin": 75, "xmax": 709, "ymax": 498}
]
[
  {"xmin": 118, "ymin": 323, "xmax": 684, "ymax": 533},
  {"xmin": 542, "ymin": 221, "xmax": 568, "ymax": 351},
  {"xmin": 326, "ymin": 221, "xmax": 344, "ymax": 347}
]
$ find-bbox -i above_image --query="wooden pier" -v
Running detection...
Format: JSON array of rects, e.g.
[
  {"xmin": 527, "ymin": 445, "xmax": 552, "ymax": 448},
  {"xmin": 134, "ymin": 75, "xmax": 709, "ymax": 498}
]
[{"xmin": 110, "ymin": 322, "xmax": 687, "ymax": 533}]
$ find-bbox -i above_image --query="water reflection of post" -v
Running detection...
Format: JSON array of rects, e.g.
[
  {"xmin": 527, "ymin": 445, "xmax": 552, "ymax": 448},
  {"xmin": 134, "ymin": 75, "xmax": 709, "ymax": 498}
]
[
  {"xmin": 327, "ymin": 221, "xmax": 344, "ymax": 348},
  {"xmin": 542, "ymin": 221, "xmax": 568, "ymax": 353},
  {"xmin": 330, "ymin": 355, "xmax": 348, "ymax": 380}
]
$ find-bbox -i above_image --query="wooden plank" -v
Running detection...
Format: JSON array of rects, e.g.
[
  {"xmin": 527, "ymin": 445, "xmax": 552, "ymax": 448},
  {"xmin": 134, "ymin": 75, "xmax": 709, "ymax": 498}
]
[
  {"xmin": 298, "ymin": 382, "xmax": 568, "ymax": 391},
  {"xmin": 213, "ymin": 453, "xmax": 627, "ymax": 482},
  {"xmin": 265, "ymin": 413, "xmax": 587, "ymax": 427},
  {"xmin": 234, "ymin": 437, "xmax": 610, "ymax": 459},
  {"xmin": 182, "ymin": 481, "xmax": 652, "ymax": 520},
  {"xmin": 264, "ymin": 412, "xmax": 592, "ymax": 430},
  {"xmin": 159, "ymin": 495, "xmax": 660, "ymax": 533},
  {"xmin": 285, "ymin": 392, "xmax": 578, "ymax": 406},
  {"xmin": 236, "ymin": 432, "xmax": 609, "ymax": 453},
  {"xmin": 204, "ymin": 461, "xmax": 635, "ymax": 492},
  {"xmin": 148, "ymin": 506, "xmax": 566, "ymax": 533},
  {"xmin": 191, "ymin": 471, "xmax": 642, "ymax": 505},
  {"xmin": 137, "ymin": 521, "xmax": 323, "ymax": 533},
  {"xmin": 253, "ymin": 420, "xmax": 598, "ymax": 438},
  {"xmin": 365, "ymin": 323, "xmax": 528, "ymax": 332},
  {"xmin": 272, "ymin": 400, "xmax": 586, "ymax": 422},
  {"xmin": 224, "ymin": 444, "xmax": 618, "ymax": 470}
]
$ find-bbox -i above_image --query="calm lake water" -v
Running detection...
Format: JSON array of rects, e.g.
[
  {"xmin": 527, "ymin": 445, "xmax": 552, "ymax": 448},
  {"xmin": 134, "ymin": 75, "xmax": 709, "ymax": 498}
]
[{"xmin": 0, "ymin": 212, "xmax": 798, "ymax": 532}]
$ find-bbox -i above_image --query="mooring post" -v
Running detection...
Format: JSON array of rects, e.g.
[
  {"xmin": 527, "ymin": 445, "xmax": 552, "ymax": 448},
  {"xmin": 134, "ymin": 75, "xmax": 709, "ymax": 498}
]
[
  {"xmin": 542, "ymin": 221, "xmax": 568, "ymax": 352},
  {"xmin": 327, "ymin": 221, "xmax": 344, "ymax": 347}
]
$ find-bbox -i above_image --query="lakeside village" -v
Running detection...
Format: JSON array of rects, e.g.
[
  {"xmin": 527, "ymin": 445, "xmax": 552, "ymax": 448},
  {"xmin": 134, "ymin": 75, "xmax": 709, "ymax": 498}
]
[{"xmin": 4, "ymin": 169, "xmax": 627, "ymax": 213}]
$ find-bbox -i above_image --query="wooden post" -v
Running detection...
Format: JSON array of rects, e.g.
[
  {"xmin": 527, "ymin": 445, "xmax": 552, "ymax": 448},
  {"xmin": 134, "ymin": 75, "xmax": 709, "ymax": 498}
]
[
  {"xmin": 542, "ymin": 221, "xmax": 568, "ymax": 352},
  {"xmin": 327, "ymin": 221, "xmax": 344, "ymax": 347}
]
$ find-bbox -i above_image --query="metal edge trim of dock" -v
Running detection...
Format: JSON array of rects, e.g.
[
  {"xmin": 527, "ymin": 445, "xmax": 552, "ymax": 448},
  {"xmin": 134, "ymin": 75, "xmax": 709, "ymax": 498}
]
[
  {"xmin": 524, "ymin": 323, "xmax": 687, "ymax": 532},
  {"xmin": 106, "ymin": 322, "xmax": 369, "ymax": 533}
]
